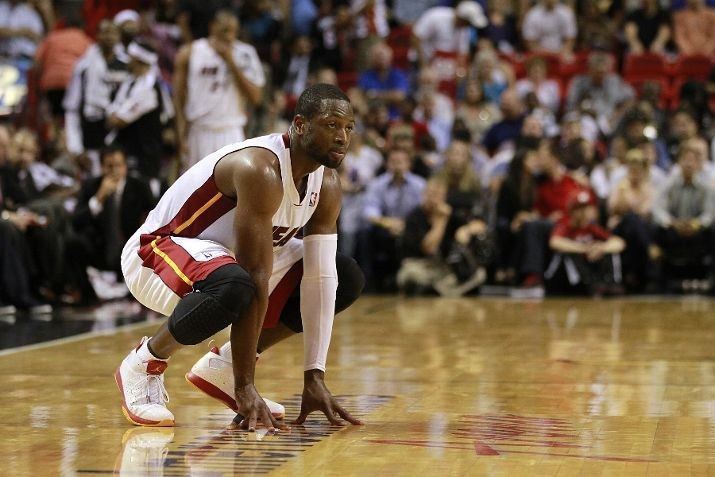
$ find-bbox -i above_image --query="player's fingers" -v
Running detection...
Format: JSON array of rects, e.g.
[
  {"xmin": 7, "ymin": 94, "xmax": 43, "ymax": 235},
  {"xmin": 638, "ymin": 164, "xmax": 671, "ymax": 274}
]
[
  {"xmin": 260, "ymin": 408, "xmax": 278, "ymax": 433},
  {"xmin": 292, "ymin": 407, "xmax": 309, "ymax": 425},
  {"xmin": 270, "ymin": 413, "xmax": 290, "ymax": 431},
  {"xmin": 335, "ymin": 404, "xmax": 363, "ymax": 425},
  {"xmin": 228, "ymin": 413, "xmax": 245, "ymax": 430},
  {"xmin": 247, "ymin": 413, "xmax": 258, "ymax": 432},
  {"xmin": 234, "ymin": 419, "xmax": 248, "ymax": 430},
  {"xmin": 322, "ymin": 405, "xmax": 344, "ymax": 426}
]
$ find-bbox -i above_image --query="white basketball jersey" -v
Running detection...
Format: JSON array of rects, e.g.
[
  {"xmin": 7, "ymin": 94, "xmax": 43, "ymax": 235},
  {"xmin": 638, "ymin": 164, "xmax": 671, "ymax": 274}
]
[
  {"xmin": 184, "ymin": 38, "xmax": 266, "ymax": 129},
  {"xmin": 137, "ymin": 133, "xmax": 324, "ymax": 260}
]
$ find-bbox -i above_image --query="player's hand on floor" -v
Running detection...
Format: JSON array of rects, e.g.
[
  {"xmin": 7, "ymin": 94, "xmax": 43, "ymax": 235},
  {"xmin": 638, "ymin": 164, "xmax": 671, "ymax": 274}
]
[
  {"xmin": 294, "ymin": 369, "xmax": 363, "ymax": 426},
  {"xmin": 232, "ymin": 384, "xmax": 289, "ymax": 432}
]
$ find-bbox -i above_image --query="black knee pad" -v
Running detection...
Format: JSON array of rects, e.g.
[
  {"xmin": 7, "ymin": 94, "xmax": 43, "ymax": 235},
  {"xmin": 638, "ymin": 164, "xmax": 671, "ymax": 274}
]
[
  {"xmin": 194, "ymin": 263, "xmax": 256, "ymax": 311},
  {"xmin": 168, "ymin": 264, "xmax": 255, "ymax": 345},
  {"xmin": 279, "ymin": 253, "xmax": 365, "ymax": 333},
  {"xmin": 335, "ymin": 253, "xmax": 365, "ymax": 314},
  {"xmin": 169, "ymin": 292, "xmax": 235, "ymax": 345}
]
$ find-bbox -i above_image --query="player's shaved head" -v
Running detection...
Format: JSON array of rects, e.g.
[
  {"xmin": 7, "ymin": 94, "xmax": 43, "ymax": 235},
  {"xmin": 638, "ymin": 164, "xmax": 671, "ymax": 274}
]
[
  {"xmin": 210, "ymin": 9, "xmax": 239, "ymax": 41},
  {"xmin": 212, "ymin": 9, "xmax": 238, "ymax": 25},
  {"xmin": 295, "ymin": 84, "xmax": 350, "ymax": 120}
]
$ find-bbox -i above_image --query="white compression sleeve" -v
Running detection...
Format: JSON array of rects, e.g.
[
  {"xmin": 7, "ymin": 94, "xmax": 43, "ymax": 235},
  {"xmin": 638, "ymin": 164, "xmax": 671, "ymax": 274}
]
[
  {"xmin": 64, "ymin": 111, "xmax": 84, "ymax": 156},
  {"xmin": 300, "ymin": 234, "xmax": 338, "ymax": 372}
]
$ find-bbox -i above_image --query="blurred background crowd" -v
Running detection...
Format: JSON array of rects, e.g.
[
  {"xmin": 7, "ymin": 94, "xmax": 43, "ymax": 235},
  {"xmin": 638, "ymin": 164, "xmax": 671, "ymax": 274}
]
[{"xmin": 0, "ymin": 0, "xmax": 714, "ymax": 312}]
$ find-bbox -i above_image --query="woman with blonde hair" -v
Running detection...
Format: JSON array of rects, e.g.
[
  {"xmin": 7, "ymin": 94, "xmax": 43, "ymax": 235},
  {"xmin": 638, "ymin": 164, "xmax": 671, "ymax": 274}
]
[
  {"xmin": 433, "ymin": 139, "xmax": 483, "ymax": 222},
  {"xmin": 608, "ymin": 148, "xmax": 656, "ymax": 291}
]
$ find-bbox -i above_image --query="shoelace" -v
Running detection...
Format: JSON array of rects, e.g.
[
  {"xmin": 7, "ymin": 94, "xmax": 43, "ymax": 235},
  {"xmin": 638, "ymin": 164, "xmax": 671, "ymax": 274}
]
[{"xmin": 145, "ymin": 374, "xmax": 169, "ymax": 406}]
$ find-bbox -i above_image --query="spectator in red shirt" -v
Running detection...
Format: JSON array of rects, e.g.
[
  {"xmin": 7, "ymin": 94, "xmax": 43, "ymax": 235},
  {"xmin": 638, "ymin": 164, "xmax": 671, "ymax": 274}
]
[
  {"xmin": 511, "ymin": 138, "xmax": 587, "ymax": 289},
  {"xmin": 534, "ymin": 142, "xmax": 584, "ymax": 221},
  {"xmin": 546, "ymin": 190, "xmax": 625, "ymax": 296},
  {"xmin": 34, "ymin": 16, "xmax": 92, "ymax": 121}
]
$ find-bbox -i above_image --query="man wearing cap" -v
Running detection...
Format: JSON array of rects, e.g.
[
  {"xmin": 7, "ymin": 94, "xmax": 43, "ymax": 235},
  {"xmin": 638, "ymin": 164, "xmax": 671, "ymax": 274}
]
[
  {"xmin": 106, "ymin": 40, "xmax": 168, "ymax": 194},
  {"xmin": 546, "ymin": 190, "xmax": 625, "ymax": 295},
  {"xmin": 173, "ymin": 9, "xmax": 265, "ymax": 170},
  {"xmin": 412, "ymin": 1, "xmax": 488, "ymax": 66},
  {"xmin": 113, "ymin": 9, "xmax": 141, "ymax": 50}
]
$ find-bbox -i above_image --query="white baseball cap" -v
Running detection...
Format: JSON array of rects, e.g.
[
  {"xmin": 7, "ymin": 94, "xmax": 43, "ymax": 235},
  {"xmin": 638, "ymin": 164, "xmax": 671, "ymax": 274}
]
[
  {"xmin": 114, "ymin": 9, "xmax": 140, "ymax": 26},
  {"xmin": 455, "ymin": 1, "xmax": 488, "ymax": 28}
]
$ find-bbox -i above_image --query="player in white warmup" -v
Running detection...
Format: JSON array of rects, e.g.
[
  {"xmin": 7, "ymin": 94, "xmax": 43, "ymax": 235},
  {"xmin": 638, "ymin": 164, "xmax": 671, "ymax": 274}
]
[
  {"xmin": 174, "ymin": 9, "xmax": 265, "ymax": 169},
  {"xmin": 116, "ymin": 84, "xmax": 364, "ymax": 431}
]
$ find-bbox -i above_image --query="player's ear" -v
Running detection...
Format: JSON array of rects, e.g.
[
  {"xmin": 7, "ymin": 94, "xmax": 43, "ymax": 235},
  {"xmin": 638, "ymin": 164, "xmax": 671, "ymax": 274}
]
[{"xmin": 293, "ymin": 114, "xmax": 307, "ymax": 135}]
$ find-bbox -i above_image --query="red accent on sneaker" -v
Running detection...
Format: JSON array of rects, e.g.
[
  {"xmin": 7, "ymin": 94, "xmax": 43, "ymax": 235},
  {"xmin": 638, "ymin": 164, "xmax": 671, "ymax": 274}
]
[
  {"xmin": 134, "ymin": 338, "xmax": 146, "ymax": 352},
  {"xmin": 522, "ymin": 274, "xmax": 543, "ymax": 288},
  {"xmin": 210, "ymin": 346, "xmax": 220, "ymax": 354},
  {"xmin": 185, "ymin": 372, "xmax": 285, "ymax": 418},
  {"xmin": 186, "ymin": 372, "xmax": 237, "ymax": 411},
  {"xmin": 146, "ymin": 360, "xmax": 168, "ymax": 375}
]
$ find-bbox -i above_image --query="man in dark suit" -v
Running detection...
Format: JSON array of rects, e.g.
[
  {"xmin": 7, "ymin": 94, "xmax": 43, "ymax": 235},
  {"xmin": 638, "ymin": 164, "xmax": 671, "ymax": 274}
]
[
  {"xmin": 66, "ymin": 145, "xmax": 156, "ymax": 303},
  {"xmin": 1, "ymin": 128, "xmax": 72, "ymax": 306}
]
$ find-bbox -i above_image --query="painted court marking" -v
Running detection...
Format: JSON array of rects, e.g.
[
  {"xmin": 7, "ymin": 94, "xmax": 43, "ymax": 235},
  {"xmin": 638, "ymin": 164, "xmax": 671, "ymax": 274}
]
[
  {"xmin": 369, "ymin": 414, "xmax": 659, "ymax": 463},
  {"xmin": 80, "ymin": 395, "xmax": 394, "ymax": 475}
]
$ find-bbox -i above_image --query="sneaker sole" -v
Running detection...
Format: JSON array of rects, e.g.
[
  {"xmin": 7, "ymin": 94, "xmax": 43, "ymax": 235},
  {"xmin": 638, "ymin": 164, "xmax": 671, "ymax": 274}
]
[
  {"xmin": 184, "ymin": 372, "xmax": 285, "ymax": 419},
  {"xmin": 114, "ymin": 368, "xmax": 175, "ymax": 427}
]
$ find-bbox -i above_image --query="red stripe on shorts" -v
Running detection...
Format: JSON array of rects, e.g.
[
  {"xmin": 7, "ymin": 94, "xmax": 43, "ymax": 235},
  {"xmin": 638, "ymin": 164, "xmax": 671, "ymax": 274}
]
[
  {"xmin": 138, "ymin": 235, "xmax": 236, "ymax": 297},
  {"xmin": 263, "ymin": 260, "xmax": 303, "ymax": 329}
]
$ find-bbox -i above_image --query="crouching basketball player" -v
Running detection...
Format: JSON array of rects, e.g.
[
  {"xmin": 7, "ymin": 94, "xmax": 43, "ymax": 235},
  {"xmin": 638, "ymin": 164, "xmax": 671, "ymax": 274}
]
[{"xmin": 115, "ymin": 84, "xmax": 364, "ymax": 431}]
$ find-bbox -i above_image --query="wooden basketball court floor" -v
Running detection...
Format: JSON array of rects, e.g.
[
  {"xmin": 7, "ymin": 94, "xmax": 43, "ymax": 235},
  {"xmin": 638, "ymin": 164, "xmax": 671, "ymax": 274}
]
[{"xmin": 1, "ymin": 295, "xmax": 715, "ymax": 476}]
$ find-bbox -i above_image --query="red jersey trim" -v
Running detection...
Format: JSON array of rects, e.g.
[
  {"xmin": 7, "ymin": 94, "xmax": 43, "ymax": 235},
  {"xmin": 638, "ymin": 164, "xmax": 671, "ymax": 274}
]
[
  {"xmin": 263, "ymin": 260, "xmax": 303, "ymax": 328},
  {"xmin": 150, "ymin": 176, "xmax": 235, "ymax": 239}
]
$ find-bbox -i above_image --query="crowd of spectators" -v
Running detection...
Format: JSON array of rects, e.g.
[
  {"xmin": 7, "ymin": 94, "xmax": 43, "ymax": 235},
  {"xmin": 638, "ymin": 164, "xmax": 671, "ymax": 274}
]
[{"xmin": 0, "ymin": 0, "xmax": 714, "ymax": 312}]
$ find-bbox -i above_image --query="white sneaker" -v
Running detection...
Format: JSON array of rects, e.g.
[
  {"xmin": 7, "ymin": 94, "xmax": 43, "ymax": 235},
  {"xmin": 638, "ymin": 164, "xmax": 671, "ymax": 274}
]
[
  {"xmin": 0, "ymin": 304, "xmax": 16, "ymax": 315},
  {"xmin": 115, "ymin": 337, "xmax": 175, "ymax": 427},
  {"xmin": 115, "ymin": 427, "xmax": 174, "ymax": 476},
  {"xmin": 29, "ymin": 303, "xmax": 52, "ymax": 315},
  {"xmin": 434, "ymin": 268, "xmax": 487, "ymax": 297},
  {"xmin": 185, "ymin": 345, "xmax": 285, "ymax": 419}
]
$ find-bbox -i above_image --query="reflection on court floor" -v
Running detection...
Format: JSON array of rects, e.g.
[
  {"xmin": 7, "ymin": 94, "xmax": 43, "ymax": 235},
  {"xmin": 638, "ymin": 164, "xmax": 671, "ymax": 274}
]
[
  {"xmin": 2, "ymin": 296, "xmax": 715, "ymax": 476},
  {"xmin": 109, "ymin": 395, "xmax": 393, "ymax": 476}
]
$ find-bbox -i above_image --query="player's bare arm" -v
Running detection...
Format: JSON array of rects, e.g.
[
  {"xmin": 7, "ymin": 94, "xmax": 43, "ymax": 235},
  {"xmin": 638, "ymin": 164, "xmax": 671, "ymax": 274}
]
[
  {"xmin": 173, "ymin": 44, "xmax": 191, "ymax": 157},
  {"xmin": 214, "ymin": 149, "xmax": 287, "ymax": 431},
  {"xmin": 218, "ymin": 45, "xmax": 263, "ymax": 106},
  {"xmin": 296, "ymin": 170, "xmax": 363, "ymax": 426},
  {"xmin": 304, "ymin": 169, "xmax": 342, "ymax": 236},
  {"xmin": 207, "ymin": 11, "xmax": 263, "ymax": 107}
]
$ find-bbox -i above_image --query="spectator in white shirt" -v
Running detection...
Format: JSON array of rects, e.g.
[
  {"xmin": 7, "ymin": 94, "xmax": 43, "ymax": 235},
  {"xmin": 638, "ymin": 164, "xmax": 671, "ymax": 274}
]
[
  {"xmin": 414, "ymin": 66, "xmax": 454, "ymax": 127},
  {"xmin": 351, "ymin": 0, "xmax": 389, "ymax": 71},
  {"xmin": 412, "ymin": 1, "xmax": 488, "ymax": 66},
  {"xmin": 106, "ymin": 41, "xmax": 172, "ymax": 192},
  {"xmin": 515, "ymin": 56, "xmax": 561, "ymax": 114},
  {"xmin": 63, "ymin": 20, "xmax": 128, "ymax": 176},
  {"xmin": 521, "ymin": 0, "xmax": 577, "ymax": 59},
  {"xmin": 0, "ymin": 0, "xmax": 44, "ymax": 60}
]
